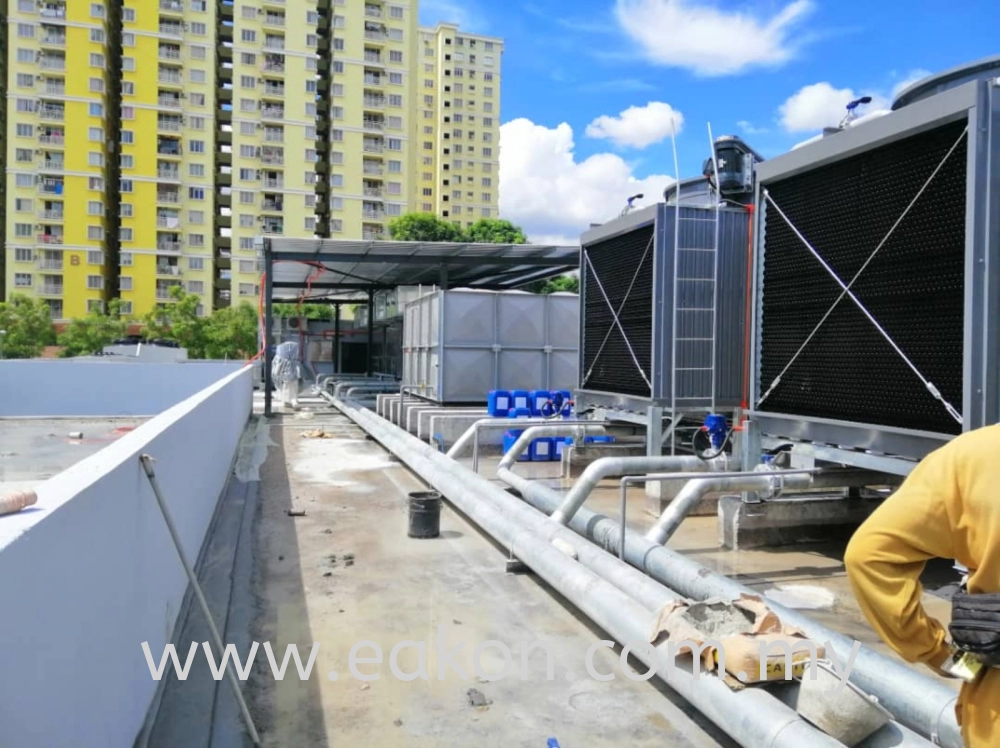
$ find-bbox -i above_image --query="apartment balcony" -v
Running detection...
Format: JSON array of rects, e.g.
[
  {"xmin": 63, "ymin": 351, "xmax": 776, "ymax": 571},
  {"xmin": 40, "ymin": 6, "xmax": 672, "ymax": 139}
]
[
  {"xmin": 263, "ymin": 37, "xmax": 285, "ymax": 51},
  {"xmin": 262, "ymin": 177, "xmax": 284, "ymax": 189},
  {"xmin": 39, "ymin": 107, "xmax": 65, "ymax": 120},
  {"xmin": 158, "ymin": 70, "xmax": 183, "ymax": 85},
  {"xmin": 156, "ymin": 190, "xmax": 181, "ymax": 204},
  {"xmin": 261, "ymin": 225, "xmax": 284, "ymax": 236},
  {"xmin": 261, "ymin": 198, "xmax": 283, "ymax": 212},
  {"xmin": 362, "ymin": 161, "xmax": 384, "ymax": 175},
  {"xmin": 365, "ymin": 5, "xmax": 383, "ymax": 17},
  {"xmin": 158, "ymin": 95, "xmax": 182, "ymax": 109},
  {"xmin": 36, "ymin": 259, "xmax": 63, "ymax": 270},
  {"xmin": 363, "ymin": 118, "xmax": 385, "ymax": 132},
  {"xmin": 159, "ymin": 0, "xmax": 184, "ymax": 13},
  {"xmin": 262, "ymin": 59, "xmax": 285, "ymax": 73},
  {"xmin": 44, "ymin": 82, "xmax": 65, "ymax": 96},
  {"xmin": 156, "ymin": 286, "xmax": 181, "ymax": 300},
  {"xmin": 364, "ymin": 52, "xmax": 384, "ymax": 66},
  {"xmin": 39, "ymin": 209, "xmax": 64, "ymax": 220},
  {"xmin": 40, "ymin": 159, "xmax": 64, "ymax": 172},
  {"xmin": 363, "ymin": 187, "xmax": 383, "ymax": 198},
  {"xmin": 39, "ymin": 56, "xmax": 66, "ymax": 71},
  {"xmin": 38, "ymin": 132, "xmax": 64, "ymax": 146},
  {"xmin": 362, "ymin": 229, "xmax": 385, "ymax": 240},
  {"xmin": 362, "ymin": 140, "xmax": 384, "ymax": 154},
  {"xmin": 362, "ymin": 210, "xmax": 385, "ymax": 220},
  {"xmin": 156, "ymin": 264, "xmax": 183, "ymax": 277},
  {"xmin": 363, "ymin": 95, "xmax": 386, "ymax": 109},
  {"xmin": 261, "ymin": 106, "xmax": 285, "ymax": 120},
  {"xmin": 41, "ymin": 33, "xmax": 67, "ymax": 47},
  {"xmin": 364, "ymin": 27, "xmax": 388, "ymax": 42},
  {"xmin": 156, "ymin": 241, "xmax": 182, "ymax": 252},
  {"xmin": 159, "ymin": 45, "xmax": 182, "ymax": 60},
  {"xmin": 262, "ymin": 83, "xmax": 285, "ymax": 98},
  {"xmin": 37, "ymin": 234, "xmax": 64, "ymax": 245},
  {"xmin": 159, "ymin": 22, "xmax": 184, "ymax": 36},
  {"xmin": 363, "ymin": 74, "xmax": 383, "ymax": 86},
  {"xmin": 263, "ymin": 130, "xmax": 284, "ymax": 143},
  {"xmin": 263, "ymin": 13, "xmax": 285, "ymax": 26},
  {"xmin": 157, "ymin": 143, "xmax": 183, "ymax": 158},
  {"xmin": 157, "ymin": 168, "xmax": 181, "ymax": 182},
  {"xmin": 156, "ymin": 214, "xmax": 181, "ymax": 228},
  {"xmin": 260, "ymin": 151, "xmax": 284, "ymax": 165},
  {"xmin": 39, "ymin": 3, "xmax": 66, "ymax": 20},
  {"xmin": 157, "ymin": 117, "xmax": 183, "ymax": 132},
  {"xmin": 39, "ymin": 180, "xmax": 64, "ymax": 195},
  {"xmin": 37, "ymin": 283, "xmax": 64, "ymax": 297}
]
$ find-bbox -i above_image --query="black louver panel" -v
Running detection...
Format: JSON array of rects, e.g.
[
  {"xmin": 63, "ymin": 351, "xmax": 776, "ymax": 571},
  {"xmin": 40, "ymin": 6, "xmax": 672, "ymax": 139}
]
[
  {"xmin": 582, "ymin": 224, "xmax": 654, "ymax": 397},
  {"xmin": 759, "ymin": 119, "xmax": 968, "ymax": 435}
]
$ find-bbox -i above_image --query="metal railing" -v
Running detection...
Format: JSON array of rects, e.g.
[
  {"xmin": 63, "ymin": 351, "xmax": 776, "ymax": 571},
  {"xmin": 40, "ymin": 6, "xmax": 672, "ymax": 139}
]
[
  {"xmin": 263, "ymin": 38, "xmax": 284, "ymax": 50},
  {"xmin": 160, "ymin": 0, "xmax": 184, "ymax": 10},
  {"xmin": 261, "ymin": 107, "xmax": 284, "ymax": 118},
  {"xmin": 262, "ymin": 177, "xmax": 283, "ymax": 188},
  {"xmin": 157, "ymin": 192, "xmax": 181, "ymax": 203},
  {"xmin": 39, "ymin": 209, "xmax": 64, "ymax": 220},
  {"xmin": 39, "ymin": 108, "xmax": 64, "ymax": 120},
  {"xmin": 363, "ymin": 164, "xmax": 384, "ymax": 175},
  {"xmin": 157, "ymin": 241, "xmax": 182, "ymax": 252},
  {"xmin": 159, "ymin": 47, "xmax": 182, "ymax": 59},
  {"xmin": 158, "ymin": 95, "xmax": 182, "ymax": 108},
  {"xmin": 159, "ymin": 71, "xmax": 182, "ymax": 84},
  {"xmin": 262, "ymin": 61, "xmax": 285, "ymax": 73},
  {"xmin": 37, "ymin": 259, "xmax": 63, "ymax": 270},
  {"xmin": 263, "ymin": 13, "xmax": 285, "ymax": 25},
  {"xmin": 157, "ymin": 169, "xmax": 181, "ymax": 180},
  {"xmin": 37, "ymin": 284, "xmax": 64, "ymax": 296},
  {"xmin": 158, "ymin": 119, "xmax": 182, "ymax": 131},
  {"xmin": 363, "ymin": 142, "xmax": 384, "ymax": 153},
  {"xmin": 38, "ymin": 134, "xmax": 63, "ymax": 145},
  {"xmin": 41, "ymin": 160, "xmax": 64, "ymax": 171},
  {"xmin": 263, "ymin": 85, "xmax": 285, "ymax": 97},
  {"xmin": 260, "ymin": 153, "xmax": 284, "ymax": 165},
  {"xmin": 159, "ymin": 23, "xmax": 183, "ymax": 35},
  {"xmin": 363, "ymin": 119, "xmax": 385, "ymax": 131},
  {"xmin": 39, "ymin": 58, "xmax": 66, "ymax": 70},
  {"xmin": 41, "ymin": 35, "xmax": 66, "ymax": 45},
  {"xmin": 363, "ymin": 187, "xmax": 383, "ymax": 198},
  {"xmin": 364, "ymin": 30, "xmax": 388, "ymax": 41},
  {"xmin": 44, "ymin": 84, "xmax": 65, "ymax": 95}
]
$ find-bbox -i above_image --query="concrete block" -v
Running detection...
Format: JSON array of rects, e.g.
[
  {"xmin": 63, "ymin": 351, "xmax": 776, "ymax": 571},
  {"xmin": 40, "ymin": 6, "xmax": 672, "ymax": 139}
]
[{"xmin": 719, "ymin": 494, "xmax": 883, "ymax": 550}]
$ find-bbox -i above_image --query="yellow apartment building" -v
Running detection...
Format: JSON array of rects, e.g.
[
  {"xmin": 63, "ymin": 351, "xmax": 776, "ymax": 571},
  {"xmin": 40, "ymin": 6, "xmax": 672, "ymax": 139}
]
[
  {"xmin": 416, "ymin": 22, "xmax": 502, "ymax": 230},
  {"xmin": 1, "ymin": 1, "xmax": 503, "ymax": 322}
]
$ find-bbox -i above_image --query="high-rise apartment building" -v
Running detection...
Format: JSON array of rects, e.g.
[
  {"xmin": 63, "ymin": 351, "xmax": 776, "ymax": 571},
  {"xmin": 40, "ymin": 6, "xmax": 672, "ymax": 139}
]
[
  {"xmin": 1, "ymin": 2, "xmax": 502, "ymax": 322},
  {"xmin": 415, "ymin": 23, "xmax": 502, "ymax": 229}
]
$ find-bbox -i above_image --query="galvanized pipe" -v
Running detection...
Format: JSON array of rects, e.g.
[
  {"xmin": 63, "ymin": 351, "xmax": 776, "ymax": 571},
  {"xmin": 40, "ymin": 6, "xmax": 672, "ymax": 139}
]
[
  {"xmin": 446, "ymin": 417, "xmax": 595, "ymax": 467},
  {"xmin": 344, "ymin": 384, "xmax": 401, "ymax": 399},
  {"xmin": 327, "ymin": 396, "xmax": 854, "ymax": 748},
  {"xmin": 549, "ymin": 453, "xmax": 731, "ymax": 526},
  {"xmin": 499, "ymin": 472, "xmax": 962, "ymax": 748},
  {"xmin": 495, "ymin": 424, "xmax": 608, "ymax": 472}
]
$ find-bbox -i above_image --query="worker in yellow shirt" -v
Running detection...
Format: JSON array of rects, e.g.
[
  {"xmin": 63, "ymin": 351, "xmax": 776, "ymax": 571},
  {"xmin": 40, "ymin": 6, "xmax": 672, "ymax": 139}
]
[{"xmin": 844, "ymin": 424, "xmax": 1000, "ymax": 747}]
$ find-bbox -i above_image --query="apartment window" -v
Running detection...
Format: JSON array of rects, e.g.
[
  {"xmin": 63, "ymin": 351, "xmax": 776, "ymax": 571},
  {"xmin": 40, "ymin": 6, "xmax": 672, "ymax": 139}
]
[
  {"xmin": 424, "ymin": 79, "xmax": 433, "ymax": 89},
  {"xmin": 16, "ymin": 124, "xmax": 32, "ymax": 137},
  {"xmin": 240, "ymin": 53, "xmax": 256, "ymax": 65},
  {"xmin": 89, "ymin": 152, "xmax": 105, "ymax": 168},
  {"xmin": 305, "ymin": 103, "xmax": 317, "ymax": 116},
  {"xmin": 482, "ymin": 177, "xmax": 493, "ymax": 187},
  {"xmin": 120, "ymin": 155, "xmax": 134, "ymax": 169},
  {"xmin": 190, "ymin": 116, "xmax": 205, "ymax": 130},
  {"xmin": 187, "ymin": 281, "xmax": 205, "ymax": 294},
  {"xmin": 388, "ymin": 138, "xmax": 402, "ymax": 151},
  {"xmin": 387, "ymin": 204, "xmax": 402, "ymax": 217},
  {"xmin": 122, "ymin": 81, "xmax": 135, "ymax": 95},
  {"xmin": 422, "ymin": 203, "xmax": 432, "ymax": 212},
  {"xmin": 15, "ymin": 199, "xmax": 33, "ymax": 212},
  {"xmin": 482, "ymin": 163, "xmax": 492, "ymax": 173},
  {"xmin": 483, "ymin": 147, "xmax": 493, "ymax": 157},
  {"xmin": 238, "ymin": 168, "xmax": 257, "ymax": 181},
  {"xmin": 390, "ymin": 5, "xmax": 404, "ymax": 17},
  {"xmin": 15, "ymin": 273, "xmax": 33, "ymax": 287},
  {"xmin": 122, "ymin": 106, "xmax": 135, "ymax": 120},
  {"xmin": 304, "ymin": 217, "xmax": 317, "ymax": 231},
  {"xmin": 119, "ymin": 227, "xmax": 133, "ymax": 242},
  {"xmin": 388, "ymin": 116, "xmax": 403, "ymax": 130},
  {"xmin": 333, "ymin": 15, "xmax": 345, "ymax": 28},
  {"xmin": 119, "ymin": 276, "xmax": 133, "ymax": 290},
  {"xmin": 122, "ymin": 57, "xmax": 136, "ymax": 72},
  {"xmin": 482, "ymin": 193, "xmax": 492, "ymax": 202},
  {"xmin": 331, "ymin": 220, "xmax": 343, "ymax": 233},
  {"xmin": 122, "ymin": 32, "xmax": 135, "ymax": 47},
  {"xmin": 189, "ymin": 164, "xmax": 206, "ymax": 177},
  {"xmin": 188, "ymin": 234, "xmax": 205, "ymax": 247},
  {"xmin": 484, "ymin": 117, "xmax": 493, "ymax": 127},
  {"xmin": 425, "ymin": 47, "xmax": 434, "ymax": 57},
  {"xmin": 330, "ymin": 197, "xmax": 343, "ymax": 210},
  {"xmin": 239, "ymin": 145, "xmax": 256, "ymax": 158},
  {"xmin": 88, "ymin": 226, "xmax": 105, "ymax": 241},
  {"xmin": 389, "ymin": 29, "xmax": 403, "ymax": 41},
  {"xmin": 241, "ymin": 29, "xmax": 256, "ymax": 42},
  {"xmin": 240, "ymin": 75, "xmax": 256, "ymax": 89},
  {"xmin": 118, "ymin": 301, "xmax": 133, "ymax": 315},
  {"xmin": 241, "ymin": 5, "xmax": 257, "ymax": 18},
  {"xmin": 388, "ymin": 160, "xmax": 402, "ymax": 173},
  {"xmin": 15, "ymin": 98, "xmax": 34, "ymax": 112},
  {"xmin": 240, "ymin": 98, "xmax": 256, "ymax": 112},
  {"xmin": 239, "ymin": 191, "xmax": 255, "ymax": 204},
  {"xmin": 332, "ymin": 106, "xmax": 344, "ymax": 119},
  {"xmin": 484, "ymin": 73, "xmax": 494, "ymax": 82},
  {"xmin": 123, "ymin": 8, "xmax": 136, "ymax": 22},
  {"xmin": 16, "ymin": 73, "xmax": 34, "ymax": 88},
  {"xmin": 86, "ymin": 275, "xmax": 104, "ymax": 291},
  {"xmin": 239, "ymin": 214, "xmax": 254, "ymax": 228},
  {"xmin": 89, "ymin": 103, "xmax": 104, "ymax": 117},
  {"xmin": 423, "ymin": 141, "xmax": 433, "ymax": 151},
  {"xmin": 484, "ymin": 87, "xmax": 494, "ymax": 97},
  {"xmin": 120, "ymin": 180, "xmax": 133, "ymax": 193},
  {"xmin": 332, "ymin": 129, "xmax": 344, "ymax": 142},
  {"xmin": 17, "ymin": 23, "xmax": 34, "ymax": 38},
  {"xmin": 306, "ymin": 57, "xmax": 318, "ymax": 71},
  {"xmin": 90, "ymin": 28, "xmax": 105, "ymax": 43},
  {"xmin": 390, "ymin": 50, "xmax": 403, "ymax": 64},
  {"xmin": 305, "ymin": 149, "xmax": 317, "ymax": 162},
  {"xmin": 239, "ymin": 122, "xmax": 256, "ymax": 135},
  {"xmin": 14, "ymin": 224, "xmax": 32, "ymax": 238},
  {"xmin": 333, "ymin": 62, "xmax": 344, "ymax": 74},
  {"xmin": 190, "ymin": 69, "xmax": 207, "ymax": 83},
  {"xmin": 238, "ymin": 238, "xmax": 255, "ymax": 250},
  {"xmin": 389, "ymin": 94, "xmax": 403, "ymax": 108},
  {"xmin": 15, "ymin": 149, "xmax": 32, "ymax": 163},
  {"xmin": 332, "ymin": 83, "xmax": 344, "ymax": 97},
  {"xmin": 15, "ymin": 249, "xmax": 33, "ymax": 263},
  {"xmin": 422, "ymin": 188, "xmax": 432, "ymax": 197},
  {"xmin": 120, "ymin": 204, "xmax": 133, "ymax": 218},
  {"xmin": 306, "ymin": 80, "xmax": 318, "ymax": 94},
  {"xmin": 189, "ymin": 187, "xmax": 205, "ymax": 200},
  {"xmin": 190, "ymin": 93, "xmax": 206, "ymax": 106},
  {"xmin": 14, "ymin": 174, "xmax": 34, "ymax": 187},
  {"xmin": 306, "ymin": 34, "xmax": 318, "ymax": 47},
  {"xmin": 452, "ymin": 189, "xmax": 461, "ymax": 199},
  {"xmin": 237, "ymin": 283, "xmax": 255, "ymax": 296},
  {"xmin": 190, "ymin": 22, "xmax": 207, "ymax": 35},
  {"xmin": 189, "ymin": 140, "xmax": 206, "ymax": 153},
  {"xmin": 387, "ymin": 182, "xmax": 402, "ymax": 195},
  {"xmin": 330, "ymin": 175, "xmax": 343, "ymax": 187},
  {"xmin": 307, "ymin": 10, "xmax": 320, "ymax": 23},
  {"xmin": 90, "ymin": 2, "xmax": 105, "ymax": 17},
  {"xmin": 86, "ymin": 201, "xmax": 103, "ymax": 216},
  {"xmin": 304, "ymin": 195, "xmax": 317, "ymax": 208},
  {"xmin": 189, "ymin": 257, "xmax": 204, "ymax": 270},
  {"xmin": 389, "ymin": 73, "xmax": 403, "ymax": 85},
  {"xmin": 189, "ymin": 211, "xmax": 205, "ymax": 224}
]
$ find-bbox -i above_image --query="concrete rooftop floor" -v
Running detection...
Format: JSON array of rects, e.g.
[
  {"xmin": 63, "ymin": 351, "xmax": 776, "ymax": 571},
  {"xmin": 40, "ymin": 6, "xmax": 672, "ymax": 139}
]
[{"xmin": 0, "ymin": 417, "xmax": 148, "ymax": 494}]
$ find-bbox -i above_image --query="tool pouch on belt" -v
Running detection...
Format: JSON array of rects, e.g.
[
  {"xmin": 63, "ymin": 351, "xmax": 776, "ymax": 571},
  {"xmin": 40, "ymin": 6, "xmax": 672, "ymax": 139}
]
[{"xmin": 949, "ymin": 586, "xmax": 1000, "ymax": 667}]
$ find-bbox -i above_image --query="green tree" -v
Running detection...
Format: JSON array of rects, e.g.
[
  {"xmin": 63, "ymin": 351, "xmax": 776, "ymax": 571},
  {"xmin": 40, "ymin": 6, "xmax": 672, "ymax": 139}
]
[
  {"xmin": 272, "ymin": 302, "xmax": 332, "ymax": 320},
  {"xmin": 57, "ymin": 299, "xmax": 130, "ymax": 357},
  {"xmin": 140, "ymin": 285, "xmax": 207, "ymax": 357},
  {"xmin": 202, "ymin": 302, "xmax": 259, "ymax": 359},
  {"xmin": 388, "ymin": 212, "xmax": 465, "ymax": 242},
  {"xmin": 521, "ymin": 274, "xmax": 580, "ymax": 294},
  {"xmin": 0, "ymin": 294, "xmax": 56, "ymax": 359},
  {"xmin": 463, "ymin": 218, "xmax": 528, "ymax": 244}
]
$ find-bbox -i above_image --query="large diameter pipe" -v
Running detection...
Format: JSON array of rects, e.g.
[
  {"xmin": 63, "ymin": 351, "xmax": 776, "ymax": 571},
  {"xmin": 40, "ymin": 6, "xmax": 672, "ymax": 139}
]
[
  {"xmin": 496, "ymin": 424, "xmax": 607, "ymax": 471},
  {"xmin": 549, "ymin": 453, "xmax": 730, "ymax": 526},
  {"xmin": 446, "ymin": 417, "xmax": 593, "ymax": 462},
  {"xmin": 327, "ymin": 397, "xmax": 850, "ymax": 748},
  {"xmin": 501, "ymin": 475, "xmax": 961, "ymax": 748}
]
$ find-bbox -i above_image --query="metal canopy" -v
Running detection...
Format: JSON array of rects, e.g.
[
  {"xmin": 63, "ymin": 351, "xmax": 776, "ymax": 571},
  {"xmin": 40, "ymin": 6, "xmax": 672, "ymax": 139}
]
[{"xmin": 263, "ymin": 237, "xmax": 580, "ymax": 300}]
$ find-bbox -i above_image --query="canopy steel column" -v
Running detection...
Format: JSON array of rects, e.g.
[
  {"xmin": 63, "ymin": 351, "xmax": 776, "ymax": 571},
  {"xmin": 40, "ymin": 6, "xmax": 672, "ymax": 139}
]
[
  {"xmin": 263, "ymin": 239, "xmax": 274, "ymax": 418},
  {"xmin": 334, "ymin": 303, "xmax": 341, "ymax": 374},
  {"xmin": 365, "ymin": 288, "xmax": 374, "ymax": 377}
]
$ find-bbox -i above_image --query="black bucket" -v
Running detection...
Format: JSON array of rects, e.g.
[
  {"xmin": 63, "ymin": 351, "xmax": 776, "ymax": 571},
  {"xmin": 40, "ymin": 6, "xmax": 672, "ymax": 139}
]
[{"xmin": 407, "ymin": 491, "xmax": 442, "ymax": 538}]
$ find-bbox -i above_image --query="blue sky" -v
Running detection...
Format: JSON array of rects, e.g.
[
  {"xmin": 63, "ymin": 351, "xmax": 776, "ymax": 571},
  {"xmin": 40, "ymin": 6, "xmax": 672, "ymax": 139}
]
[{"xmin": 418, "ymin": 0, "xmax": 998, "ymax": 243}]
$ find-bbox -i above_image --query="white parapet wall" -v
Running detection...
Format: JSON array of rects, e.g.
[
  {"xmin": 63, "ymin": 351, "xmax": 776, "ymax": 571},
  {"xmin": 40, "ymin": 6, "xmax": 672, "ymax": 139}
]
[
  {"xmin": 0, "ymin": 360, "xmax": 247, "ymax": 417},
  {"xmin": 0, "ymin": 365, "xmax": 253, "ymax": 748}
]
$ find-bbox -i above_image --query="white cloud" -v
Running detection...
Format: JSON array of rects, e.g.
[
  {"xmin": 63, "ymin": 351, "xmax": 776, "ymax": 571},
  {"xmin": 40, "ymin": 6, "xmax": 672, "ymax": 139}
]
[
  {"xmin": 584, "ymin": 101, "xmax": 684, "ymax": 149},
  {"xmin": 418, "ymin": 0, "xmax": 487, "ymax": 32},
  {"xmin": 892, "ymin": 69, "xmax": 932, "ymax": 99},
  {"xmin": 737, "ymin": 120, "xmax": 769, "ymax": 136},
  {"xmin": 614, "ymin": 0, "xmax": 813, "ymax": 76},
  {"xmin": 778, "ymin": 82, "xmax": 890, "ymax": 133},
  {"xmin": 499, "ymin": 118, "xmax": 675, "ymax": 244}
]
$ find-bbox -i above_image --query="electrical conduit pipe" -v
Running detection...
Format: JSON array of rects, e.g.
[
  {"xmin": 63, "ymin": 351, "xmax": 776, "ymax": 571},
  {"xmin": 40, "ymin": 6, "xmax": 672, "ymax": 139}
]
[
  {"xmin": 325, "ymin": 396, "xmax": 853, "ymax": 748},
  {"xmin": 496, "ymin": 471, "xmax": 962, "ymax": 748}
]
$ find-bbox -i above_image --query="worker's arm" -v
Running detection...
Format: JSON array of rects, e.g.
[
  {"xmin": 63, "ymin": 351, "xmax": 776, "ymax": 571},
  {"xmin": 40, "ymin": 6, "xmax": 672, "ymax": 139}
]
[{"xmin": 843, "ymin": 449, "xmax": 959, "ymax": 672}]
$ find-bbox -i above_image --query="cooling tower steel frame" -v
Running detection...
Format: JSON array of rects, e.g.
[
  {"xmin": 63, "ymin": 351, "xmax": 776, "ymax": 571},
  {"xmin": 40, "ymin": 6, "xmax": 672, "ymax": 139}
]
[{"xmin": 746, "ymin": 76, "xmax": 1000, "ymax": 475}]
